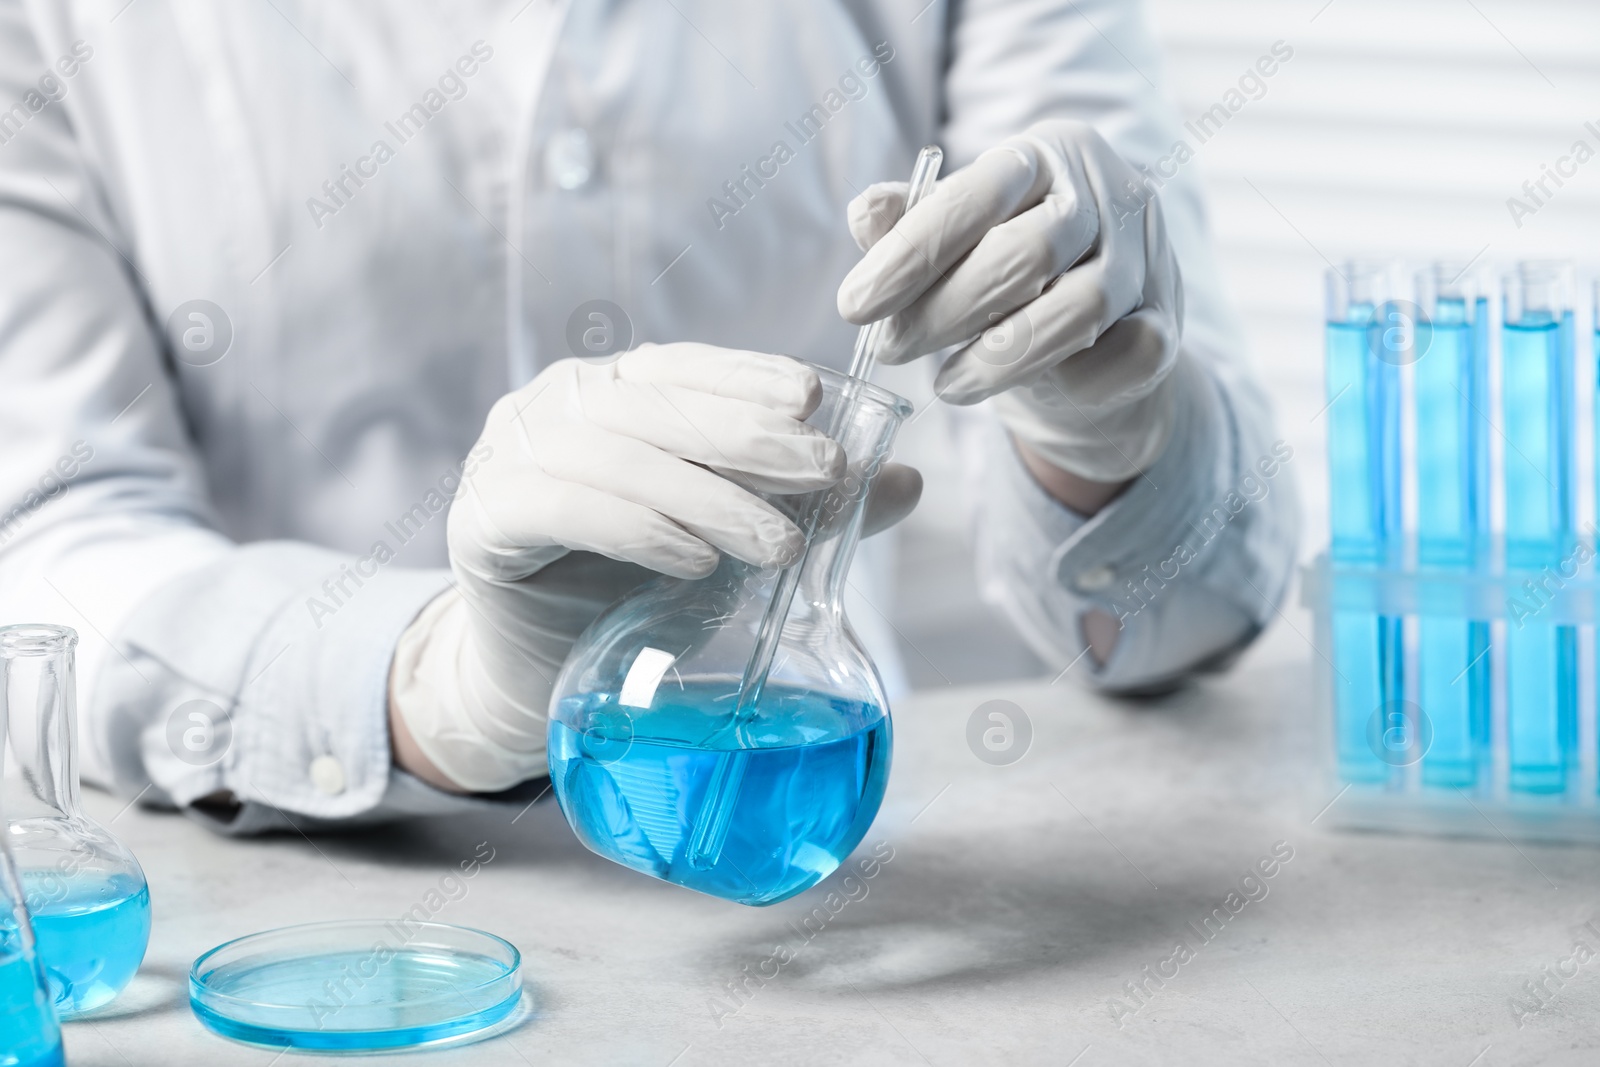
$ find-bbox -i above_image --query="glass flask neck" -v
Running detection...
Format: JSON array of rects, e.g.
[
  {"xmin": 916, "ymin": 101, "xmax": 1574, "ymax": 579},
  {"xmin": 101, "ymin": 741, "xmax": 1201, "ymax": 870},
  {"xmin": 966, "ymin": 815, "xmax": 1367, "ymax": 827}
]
[
  {"xmin": 788, "ymin": 457, "xmax": 874, "ymax": 619},
  {"xmin": 1, "ymin": 625, "xmax": 82, "ymax": 823},
  {"xmin": 775, "ymin": 370, "xmax": 909, "ymax": 625}
]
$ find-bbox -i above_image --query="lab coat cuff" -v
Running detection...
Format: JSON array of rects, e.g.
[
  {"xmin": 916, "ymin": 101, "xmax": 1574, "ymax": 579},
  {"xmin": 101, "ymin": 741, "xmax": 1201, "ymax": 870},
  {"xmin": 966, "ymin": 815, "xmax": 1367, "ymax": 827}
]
[
  {"xmin": 975, "ymin": 354, "xmax": 1272, "ymax": 689},
  {"xmin": 111, "ymin": 542, "xmax": 453, "ymax": 828},
  {"xmin": 1050, "ymin": 353, "xmax": 1297, "ymax": 658},
  {"xmin": 1044, "ymin": 357, "xmax": 1229, "ymax": 613},
  {"xmin": 187, "ymin": 771, "xmax": 553, "ymax": 836}
]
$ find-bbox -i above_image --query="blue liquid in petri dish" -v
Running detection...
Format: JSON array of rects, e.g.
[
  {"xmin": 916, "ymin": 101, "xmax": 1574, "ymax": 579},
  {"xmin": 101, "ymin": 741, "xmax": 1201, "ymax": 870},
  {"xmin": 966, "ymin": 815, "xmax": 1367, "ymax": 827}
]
[
  {"xmin": 550, "ymin": 682, "xmax": 891, "ymax": 906},
  {"xmin": 192, "ymin": 947, "xmax": 520, "ymax": 1051},
  {"xmin": 25, "ymin": 874, "xmax": 150, "ymax": 1018},
  {"xmin": 0, "ymin": 942, "xmax": 64, "ymax": 1067}
]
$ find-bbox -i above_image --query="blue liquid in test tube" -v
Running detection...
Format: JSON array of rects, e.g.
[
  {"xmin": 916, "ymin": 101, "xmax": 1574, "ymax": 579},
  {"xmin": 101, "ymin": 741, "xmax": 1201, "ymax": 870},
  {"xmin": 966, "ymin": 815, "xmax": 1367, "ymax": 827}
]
[
  {"xmin": 1594, "ymin": 276, "xmax": 1600, "ymax": 800},
  {"xmin": 1502, "ymin": 262, "xmax": 1576, "ymax": 794},
  {"xmin": 1326, "ymin": 264, "xmax": 1402, "ymax": 784},
  {"xmin": 1414, "ymin": 268, "xmax": 1491, "ymax": 788}
]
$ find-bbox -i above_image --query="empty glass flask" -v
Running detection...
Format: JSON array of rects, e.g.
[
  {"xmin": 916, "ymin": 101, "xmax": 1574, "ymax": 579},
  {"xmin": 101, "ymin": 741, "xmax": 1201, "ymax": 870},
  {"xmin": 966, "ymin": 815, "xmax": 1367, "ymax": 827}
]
[
  {"xmin": 2, "ymin": 624, "xmax": 151, "ymax": 1018},
  {"xmin": 548, "ymin": 365, "xmax": 910, "ymax": 905}
]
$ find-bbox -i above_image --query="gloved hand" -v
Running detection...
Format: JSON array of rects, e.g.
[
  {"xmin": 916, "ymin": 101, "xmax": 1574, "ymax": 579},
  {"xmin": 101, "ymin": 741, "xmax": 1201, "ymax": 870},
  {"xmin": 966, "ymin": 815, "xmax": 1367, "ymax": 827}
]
[
  {"xmin": 388, "ymin": 344, "xmax": 921, "ymax": 793},
  {"xmin": 837, "ymin": 119, "xmax": 1184, "ymax": 483}
]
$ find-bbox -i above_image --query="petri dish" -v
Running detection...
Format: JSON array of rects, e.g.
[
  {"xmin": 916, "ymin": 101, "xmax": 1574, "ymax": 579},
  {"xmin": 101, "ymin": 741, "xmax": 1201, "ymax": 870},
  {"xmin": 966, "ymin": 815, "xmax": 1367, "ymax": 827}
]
[{"xmin": 189, "ymin": 920, "xmax": 522, "ymax": 1053}]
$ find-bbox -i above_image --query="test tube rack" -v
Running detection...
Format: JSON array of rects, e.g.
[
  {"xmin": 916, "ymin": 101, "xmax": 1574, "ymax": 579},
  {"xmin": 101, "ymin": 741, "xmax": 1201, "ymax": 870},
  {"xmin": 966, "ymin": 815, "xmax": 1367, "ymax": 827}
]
[
  {"xmin": 1305, "ymin": 549, "xmax": 1600, "ymax": 842},
  {"xmin": 1308, "ymin": 260, "xmax": 1600, "ymax": 842}
]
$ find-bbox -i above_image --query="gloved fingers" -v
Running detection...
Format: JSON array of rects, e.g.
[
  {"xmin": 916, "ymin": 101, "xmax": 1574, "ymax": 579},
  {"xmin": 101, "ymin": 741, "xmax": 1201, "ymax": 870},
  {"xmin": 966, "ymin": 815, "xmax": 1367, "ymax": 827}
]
[
  {"xmin": 939, "ymin": 216, "xmax": 1181, "ymax": 412},
  {"xmin": 1139, "ymin": 197, "xmax": 1184, "ymax": 339},
  {"xmin": 928, "ymin": 184, "xmax": 1161, "ymax": 406},
  {"xmin": 1068, "ymin": 122, "xmax": 1163, "ymax": 319},
  {"xmin": 875, "ymin": 187, "xmax": 1099, "ymax": 365},
  {"xmin": 589, "ymin": 379, "xmax": 844, "ymax": 491},
  {"xmin": 837, "ymin": 143, "xmax": 1046, "ymax": 324},
  {"xmin": 452, "ymin": 477, "xmax": 721, "ymax": 581},
  {"xmin": 542, "ymin": 433, "xmax": 807, "ymax": 568},
  {"xmin": 932, "ymin": 262, "xmax": 1114, "ymax": 404},
  {"xmin": 1037, "ymin": 203, "xmax": 1181, "ymax": 408},
  {"xmin": 616, "ymin": 343, "xmax": 822, "ymax": 420},
  {"xmin": 1043, "ymin": 303, "xmax": 1180, "ymax": 409},
  {"xmin": 860, "ymin": 462, "xmax": 922, "ymax": 537},
  {"xmin": 846, "ymin": 181, "xmax": 908, "ymax": 251}
]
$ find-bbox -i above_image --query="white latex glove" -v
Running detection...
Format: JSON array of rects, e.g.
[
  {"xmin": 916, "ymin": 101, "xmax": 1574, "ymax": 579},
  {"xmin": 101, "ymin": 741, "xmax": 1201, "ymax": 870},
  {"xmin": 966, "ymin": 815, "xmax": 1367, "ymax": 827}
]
[
  {"xmin": 389, "ymin": 344, "xmax": 921, "ymax": 793},
  {"xmin": 838, "ymin": 119, "xmax": 1184, "ymax": 482}
]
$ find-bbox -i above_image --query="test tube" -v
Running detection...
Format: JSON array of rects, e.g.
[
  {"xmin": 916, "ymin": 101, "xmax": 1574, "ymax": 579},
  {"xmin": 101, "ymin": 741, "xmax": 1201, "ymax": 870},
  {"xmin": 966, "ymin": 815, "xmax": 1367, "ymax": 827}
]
[
  {"xmin": 1594, "ymin": 276, "xmax": 1600, "ymax": 800},
  {"xmin": 1414, "ymin": 263, "xmax": 1491, "ymax": 788},
  {"xmin": 1501, "ymin": 261, "xmax": 1576, "ymax": 794},
  {"xmin": 1325, "ymin": 263, "xmax": 1402, "ymax": 784}
]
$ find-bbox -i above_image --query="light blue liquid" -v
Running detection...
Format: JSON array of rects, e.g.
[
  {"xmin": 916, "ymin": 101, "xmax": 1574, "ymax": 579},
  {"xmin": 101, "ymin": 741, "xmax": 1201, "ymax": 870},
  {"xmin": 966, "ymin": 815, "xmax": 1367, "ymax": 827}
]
[
  {"xmin": 1415, "ymin": 298, "xmax": 1491, "ymax": 788},
  {"xmin": 191, "ymin": 948, "xmax": 518, "ymax": 1051},
  {"xmin": 1502, "ymin": 312, "xmax": 1576, "ymax": 793},
  {"xmin": 1419, "ymin": 621, "xmax": 1491, "ymax": 788},
  {"xmin": 1505, "ymin": 625, "xmax": 1577, "ymax": 793},
  {"xmin": 1326, "ymin": 313, "xmax": 1400, "ymax": 564},
  {"xmin": 1326, "ymin": 311, "xmax": 1401, "ymax": 784},
  {"xmin": 550, "ymin": 682, "xmax": 890, "ymax": 906},
  {"xmin": 25, "ymin": 874, "xmax": 150, "ymax": 1017},
  {"xmin": 1415, "ymin": 300, "xmax": 1484, "ymax": 566},
  {"xmin": 1503, "ymin": 317, "xmax": 1573, "ymax": 563},
  {"xmin": 1, "ymin": 923, "xmax": 63, "ymax": 1067},
  {"xmin": 1330, "ymin": 610, "xmax": 1396, "ymax": 784}
]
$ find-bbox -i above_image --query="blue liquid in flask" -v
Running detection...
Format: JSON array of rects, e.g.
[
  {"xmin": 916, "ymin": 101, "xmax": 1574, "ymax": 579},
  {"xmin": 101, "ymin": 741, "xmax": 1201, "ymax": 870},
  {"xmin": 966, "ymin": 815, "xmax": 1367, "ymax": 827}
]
[
  {"xmin": 3, "ymin": 623, "xmax": 152, "ymax": 1021},
  {"xmin": 25, "ymin": 872, "xmax": 150, "ymax": 1017},
  {"xmin": 550, "ymin": 681, "xmax": 891, "ymax": 906},
  {"xmin": 1, "ymin": 925, "xmax": 64, "ymax": 1067}
]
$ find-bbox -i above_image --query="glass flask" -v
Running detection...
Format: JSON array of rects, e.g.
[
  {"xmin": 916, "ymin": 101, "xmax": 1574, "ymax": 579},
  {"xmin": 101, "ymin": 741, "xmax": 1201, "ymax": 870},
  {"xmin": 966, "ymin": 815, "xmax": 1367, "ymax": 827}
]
[
  {"xmin": 0, "ymin": 650, "xmax": 65, "ymax": 1067},
  {"xmin": 548, "ymin": 364, "xmax": 911, "ymax": 906},
  {"xmin": 2, "ymin": 624, "xmax": 151, "ymax": 1017}
]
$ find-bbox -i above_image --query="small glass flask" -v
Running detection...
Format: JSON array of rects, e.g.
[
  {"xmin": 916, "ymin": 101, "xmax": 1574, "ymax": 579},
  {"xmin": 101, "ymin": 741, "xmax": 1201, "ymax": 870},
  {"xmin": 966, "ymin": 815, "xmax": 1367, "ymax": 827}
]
[
  {"xmin": 548, "ymin": 364, "xmax": 909, "ymax": 906},
  {"xmin": 0, "ymin": 649, "xmax": 65, "ymax": 1067},
  {"xmin": 2, "ymin": 624, "xmax": 151, "ymax": 1017}
]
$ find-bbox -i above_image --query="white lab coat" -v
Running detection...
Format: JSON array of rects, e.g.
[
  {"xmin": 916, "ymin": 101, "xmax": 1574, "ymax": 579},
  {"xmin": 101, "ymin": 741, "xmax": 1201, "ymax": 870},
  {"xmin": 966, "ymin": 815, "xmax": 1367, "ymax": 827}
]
[{"xmin": 0, "ymin": 0, "xmax": 1296, "ymax": 831}]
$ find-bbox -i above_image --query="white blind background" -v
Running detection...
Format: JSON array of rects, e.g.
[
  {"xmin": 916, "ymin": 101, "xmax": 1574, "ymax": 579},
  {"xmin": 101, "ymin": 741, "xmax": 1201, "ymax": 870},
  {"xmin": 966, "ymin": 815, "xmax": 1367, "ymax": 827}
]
[
  {"xmin": 886, "ymin": 0, "xmax": 1600, "ymax": 685},
  {"xmin": 1147, "ymin": 0, "xmax": 1600, "ymax": 541}
]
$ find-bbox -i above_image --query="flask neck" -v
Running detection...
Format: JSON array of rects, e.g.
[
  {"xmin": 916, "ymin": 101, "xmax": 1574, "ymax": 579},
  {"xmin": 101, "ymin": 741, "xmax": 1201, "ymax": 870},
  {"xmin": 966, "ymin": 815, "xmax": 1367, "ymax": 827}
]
[
  {"xmin": 1, "ymin": 626, "xmax": 82, "ymax": 823},
  {"xmin": 781, "ymin": 373, "xmax": 907, "ymax": 626},
  {"xmin": 791, "ymin": 456, "xmax": 878, "ymax": 619}
]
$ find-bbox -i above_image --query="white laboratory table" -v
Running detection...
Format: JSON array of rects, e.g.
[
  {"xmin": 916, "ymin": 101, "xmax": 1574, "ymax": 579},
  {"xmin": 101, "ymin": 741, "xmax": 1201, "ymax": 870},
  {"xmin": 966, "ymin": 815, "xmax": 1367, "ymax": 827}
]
[{"xmin": 59, "ymin": 621, "xmax": 1600, "ymax": 1066}]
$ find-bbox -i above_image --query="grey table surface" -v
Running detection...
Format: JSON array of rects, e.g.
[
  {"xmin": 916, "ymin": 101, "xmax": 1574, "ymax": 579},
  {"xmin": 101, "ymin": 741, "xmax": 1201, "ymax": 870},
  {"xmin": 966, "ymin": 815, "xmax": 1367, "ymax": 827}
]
[{"xmin": 58, "ymin": 622, "xmax": 1600, "ymax": 1066}]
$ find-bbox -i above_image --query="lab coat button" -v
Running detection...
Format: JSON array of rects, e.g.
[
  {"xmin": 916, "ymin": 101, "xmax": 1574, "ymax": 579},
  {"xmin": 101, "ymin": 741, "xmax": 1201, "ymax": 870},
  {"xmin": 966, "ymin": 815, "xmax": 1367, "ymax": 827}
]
[
  {"xmin": 1074, "ymin": 565, "xmax": 1115, "ymax": 593},
  {"xmin": 545, "ymin": 128, "xmax": 595, "ymax": 191},
  {"xmin": 310, "ymin": 755, "xmax": 346, "ymax": 795}
]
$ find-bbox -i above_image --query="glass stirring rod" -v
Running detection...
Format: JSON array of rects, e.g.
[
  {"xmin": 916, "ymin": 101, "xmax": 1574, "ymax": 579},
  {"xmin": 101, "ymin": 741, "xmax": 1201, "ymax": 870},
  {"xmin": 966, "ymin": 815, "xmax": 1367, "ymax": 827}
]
[
  {"xmin": 737, "ymin": 144, "xmax": 943, "ymax": 712},
  {"xmin": 683, "ymin": 145, "xmax": 944, "ymax": 872}
]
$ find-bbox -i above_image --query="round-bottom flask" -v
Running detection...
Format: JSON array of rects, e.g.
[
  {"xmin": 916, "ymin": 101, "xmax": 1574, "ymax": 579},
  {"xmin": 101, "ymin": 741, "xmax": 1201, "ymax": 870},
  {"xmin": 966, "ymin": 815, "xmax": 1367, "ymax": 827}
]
[
  {"xmin": 0, "ymin": 835, "xmax": 63, "ymax": 1067},
  {"xmin": 2, "ymin": 624, "xmax": 151, "ymax": 1018},
  {"xmin": 548, "ymin": 365, "xmax": 910, "ymax": 906},
  {"xmin": 1, "ymin": 745, "xmax": 63, "ymax": 1067}
]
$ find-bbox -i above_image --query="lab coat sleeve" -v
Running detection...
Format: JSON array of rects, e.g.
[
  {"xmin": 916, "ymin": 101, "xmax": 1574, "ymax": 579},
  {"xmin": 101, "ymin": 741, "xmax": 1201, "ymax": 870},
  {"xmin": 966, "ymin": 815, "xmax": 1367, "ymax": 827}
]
[
  {"xmin": 940, "ymin": 0, "xmax": 1300, "ymax": 689},
  {"xmin": 0, "ymin": 5, "xmax": 474, "ymax": 831}
]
